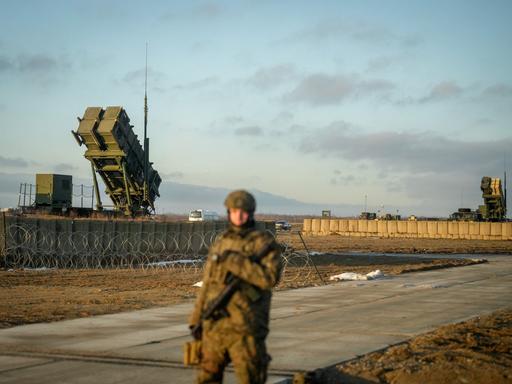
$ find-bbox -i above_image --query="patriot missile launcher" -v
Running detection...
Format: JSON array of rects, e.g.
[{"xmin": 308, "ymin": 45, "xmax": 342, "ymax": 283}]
[{"xmin": 72, "ymin": 106, "xmax": 161, "ymax": 216}]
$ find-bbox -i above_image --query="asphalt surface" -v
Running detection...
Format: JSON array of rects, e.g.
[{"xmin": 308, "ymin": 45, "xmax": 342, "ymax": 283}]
[{"xmin": 1, "ymin": 254, "xmax": 511, "ymax": 383}]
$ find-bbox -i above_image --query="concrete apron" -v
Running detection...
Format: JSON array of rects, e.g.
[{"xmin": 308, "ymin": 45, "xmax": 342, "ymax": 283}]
[{"xmin": 1, "ymin": 254, "xmax": 511, "ymax": 383}]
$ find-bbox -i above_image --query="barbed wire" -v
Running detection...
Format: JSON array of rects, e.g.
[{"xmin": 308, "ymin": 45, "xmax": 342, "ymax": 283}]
[{"xmin": 2, "ymin": 224, "xmax": 317, "ymax": 283}]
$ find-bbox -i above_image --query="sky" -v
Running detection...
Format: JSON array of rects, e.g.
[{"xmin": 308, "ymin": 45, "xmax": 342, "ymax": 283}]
[{"xmin": 1, "ymin": 0, "xmax": 511, "ymax": 216}]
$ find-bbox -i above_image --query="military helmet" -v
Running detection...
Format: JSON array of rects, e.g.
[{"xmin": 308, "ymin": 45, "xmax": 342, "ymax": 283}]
[{"xmin": 224, "ymin": 190, "xmax": 256, "ymax": 213}]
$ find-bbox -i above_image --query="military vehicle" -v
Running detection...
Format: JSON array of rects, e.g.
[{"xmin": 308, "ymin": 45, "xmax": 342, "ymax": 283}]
[
  {"xmin": 72, "ymin": 106, "xmax": 161, "ymax": 216},
  {"xmin": 477, "ymin": 176, "xmax": 506, "ymax": 221},
  {"xmin": 451, "ymin": 176, "xmax": 507, "ymax": 221},
  {"xmin": 359, "ymin": 211, "xmax": 377, "ymax": 220},
  {"xmin": 450, "ymin": 208, "xmax": 481, "ymax": 221}
]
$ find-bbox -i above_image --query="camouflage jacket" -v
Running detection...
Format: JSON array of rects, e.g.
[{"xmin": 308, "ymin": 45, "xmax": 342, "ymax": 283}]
[{"xmin": 189, "ymin": 225, "xmax": 282, "ymax": 338}]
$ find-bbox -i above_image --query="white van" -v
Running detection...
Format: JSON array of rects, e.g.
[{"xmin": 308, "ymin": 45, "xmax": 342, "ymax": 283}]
[{"xmin": 188, "ymin": 209, "xmax": 220, "ymax": 222}]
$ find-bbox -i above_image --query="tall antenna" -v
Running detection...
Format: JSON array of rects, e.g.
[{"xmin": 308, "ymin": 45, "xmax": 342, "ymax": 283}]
[
  {"xmin": 505, "ymin": 153, "xmax": 508, "ymax": 218},
  {"xmin": 143, "ymin": 42, "xmax": 149, "ymax": 209}
]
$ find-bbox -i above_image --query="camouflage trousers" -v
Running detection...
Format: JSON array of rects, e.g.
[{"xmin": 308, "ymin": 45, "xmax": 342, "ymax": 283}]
[{"xmin": 197, "ymin": 330, "xmax": 270, "ymax": 384}]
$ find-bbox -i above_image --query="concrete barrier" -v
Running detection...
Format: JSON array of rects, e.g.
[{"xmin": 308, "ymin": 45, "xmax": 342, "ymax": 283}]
[
  {"xmin": 377, "ymin": 221, "xmax": 388, "ymax": 237},
  {"xmin": 311, "ymin": 219, "xmax": 321, "ymax": 234},
  {"xmin": 367, "ymin": 220, "xmax": 378, "ymax": 234},
  {"xmin": 348, "ymin": 220, "xmax": 358, "ymax": 232},
  {"xmin": 407, "ymin": 221, "xmax": 418, "ymax": 238},
  {"xmin": 448, "ymin": 221, "xmax": 459, "ymax": 238},
  {"xmin": 417, "ymin": 221, "xmax": 428, "ymax": 238},
  {"xmin": 358, "ymin": 220, "xmax": 368, "ymax": 234},
  {"xmin": 320, "ymin": 219, "xmax": 331, "ymax": 234},
  {"xmin": 303, "ymin": 218, "xmax": 512, "ymax": 240},
  {"xmin": 503, "ymin": 223, "xmax": 512, "ymax": 240},
  {"xmin": 397, "ymin": 221, "xmax": 408, "ymax": 236},
  {"xmin": 491, "ymin": 223, "xmax": 502, "ymax": 239},
  {"xmin": 480, "ymin": 222, "xmax": 491, "ymax": 240},
  {"xmin": 387, "ymin": 221, "xmax": 398, "ymax": 237},
  {"xmin": 427, "ymin": 221, "xmax": 438, "ymax": 238},
  {"xmin": 339, "ymin": 220, "xmax": 349, "ymax": 233},
  {"xmin": 303, "ymin": 219, "xmax": 312, "ymax": 233},
  {"xmin": 329, "ymin": 219, "xmax": 339, "ymax": 233},
  {"xmin": 458, "ymin": 221, "xmax": 469, "ymax": 239},
  {"xmin": 438, "ymin": 221, "xmax": 448, "ymax": 238}
]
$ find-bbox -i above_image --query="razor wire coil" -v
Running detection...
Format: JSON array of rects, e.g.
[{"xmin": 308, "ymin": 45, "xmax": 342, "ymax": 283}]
[{"xmin": 2, "ymin": 224, "xmax": 317, "ymax": 283}]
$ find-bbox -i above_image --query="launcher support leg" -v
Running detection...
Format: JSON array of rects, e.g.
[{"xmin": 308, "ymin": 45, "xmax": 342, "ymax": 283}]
[
  {"xmin": 121, "ymin": 161, "xmax": 132, "ymax": 216},
  {"xmin": 91, "ymin": 162, "xmax": 103, "ymax": 211}
]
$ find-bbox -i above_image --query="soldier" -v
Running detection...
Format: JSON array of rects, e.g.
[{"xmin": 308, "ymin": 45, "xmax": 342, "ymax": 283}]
[{"xmin": 189, "ymin": 190, "xmax": 283, "ymax": 384}]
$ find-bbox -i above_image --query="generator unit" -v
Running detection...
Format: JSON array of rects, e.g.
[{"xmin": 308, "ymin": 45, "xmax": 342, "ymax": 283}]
[{"xmin": 35, "ymin": 174, "xmax": 72, "ymax": 209}]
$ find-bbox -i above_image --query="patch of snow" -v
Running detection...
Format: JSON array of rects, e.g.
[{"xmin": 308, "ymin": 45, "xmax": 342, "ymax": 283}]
[
  {"xmin": 330, "ymin": 269, "xmax": 385, "ymax": 281},
  {"xmin": 366, "ymin": 269, "xmax": 384, "ymax": 279},
  {"xmin": 146, "ymin": 259, "xmax": 199, "ymax": 267},
  {"xmin": 22, "ymin": 267, "xmax": 56, "ymax": 271}
]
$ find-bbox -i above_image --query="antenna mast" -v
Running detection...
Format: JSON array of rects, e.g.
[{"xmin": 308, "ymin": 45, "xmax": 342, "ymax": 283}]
[
  {"xmin": 143, "ymin": 43, "xmax": 149, "ymax": 211},
  {"xmin": 505, "ymin": 153, "xmax": 508, "ymax": 219}
]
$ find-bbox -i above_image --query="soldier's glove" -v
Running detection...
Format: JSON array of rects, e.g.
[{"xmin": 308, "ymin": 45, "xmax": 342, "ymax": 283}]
[
  {"xmin": 214, "ymin": 250, "xmax": 237, "ymax": 263},
  {"xmin": 190, "ymin": 324, "xmax": 202, "ymax": 340},
  {"xmin": 219, "ymin": 251, "xmax": 244, "ymax": 266}
]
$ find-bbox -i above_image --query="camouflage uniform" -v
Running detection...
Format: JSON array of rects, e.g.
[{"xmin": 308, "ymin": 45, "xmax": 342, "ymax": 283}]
[{"xmin": 189, "ymin": 190, "xmax": 282, "ymax": 384}]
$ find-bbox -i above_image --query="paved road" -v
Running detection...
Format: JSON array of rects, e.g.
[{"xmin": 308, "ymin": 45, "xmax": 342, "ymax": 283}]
[{"xmin": 1, "ymin": 254, "xmax": 511, "ymax": 383}]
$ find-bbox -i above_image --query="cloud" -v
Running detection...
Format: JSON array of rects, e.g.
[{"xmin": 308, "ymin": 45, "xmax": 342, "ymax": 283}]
[
  {"xmin": 282, "ymin": 19, "xmax": 422, "ymax": 47},
  {"xmin": 0, "ymin": 56, "xmax": 14, "ymax": 72},
  {"xmin": 419, "ymin": 81, "xmax": 463, "ymax": 103},
  {"xmin": 223, "ymin": 116, "xmax": 245, "ymax": 125},
  {"xmin": 0, "ymin": 156, "xmax": 29, "ymax": 168},
  {"xmin": 17, "ymin": 54, "xmax": 60, "ymax": 73},
  {"xmin": 54, "ymin": 163, "xmax": 78, "ymax": 173},
  {"xmin": 247, "ymin": 64, "xmax": 296, "ymax": 90},
  {"xmin": 0, "ymin": 53, "xmax": 70, "ymax": 75},
  {"xmin": 234, "ymin": 126, "xmax": 264, "ymax": 136},
  {"xmin": 271, "ymin": 111, "xmax": 294, "ymax": 123},
  {"xmin": 270, "ymin": 123, "xmax": 306, "ymax": 138},
  {"xmin": 161, "ymin": 2, "xmax": 225, "ymax": 21},
  {"xmin": 192, "ymin": 2, "xmax": 224, "ymax": 18},
  {"xmin": 172, "ymin": 76, "xmax": 218, "ymax": 91},
  {"xmin": 121, "ymin": 67, "xmax": 168, "ymax": 92},
  {"xmin": 283, "ymin": 73, "xmax": 394, "ymax": 106},
  {"xmin": 366, "ymin": 56, "xmax": 396, "ymax": 72},
  {"xmin": 473, "ymin": 117, "xmax": 493, "ymax": 126},
  {"xmin": 482, "ymin": 83, "xmax": 512, "ymax": 98},
  {"xmin": 330, "ymin": 171, "xmax": 356, "ymax": 186},
  {"xmin": 298, "ymin": 121, "xmax": 512, "ymax": 176},
  {"xmin": 160, "ymin": 171, "xmax": 184, "ymax": 181}
]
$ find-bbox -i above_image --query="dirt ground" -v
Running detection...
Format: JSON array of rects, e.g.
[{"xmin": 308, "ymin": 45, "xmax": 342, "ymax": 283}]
[
  {"xmin": 1, "ymin": 234, "xmax": 511, "ymax": 383},
  {"xmin": 280, "ymin": 232, "xmax": 512, "ymax": 254},
  {"xmin": 318, "ymin": 308, "xmax": 512, "ymax": 384}
]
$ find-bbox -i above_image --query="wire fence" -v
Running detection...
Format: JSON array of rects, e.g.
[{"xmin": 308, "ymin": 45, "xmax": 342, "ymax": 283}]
[
  {"xmin": 2, "ymin": 223, "xmax": 319, "ymax": 284},
  {"xmin": 17, "ymin": 182, "xmax": 94, "ymax": 209}
]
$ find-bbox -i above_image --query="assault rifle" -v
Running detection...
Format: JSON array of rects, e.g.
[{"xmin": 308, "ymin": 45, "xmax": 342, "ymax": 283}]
[{"xmin": 190, "ymin": 241, "xmax": 275, "ymax": 339}]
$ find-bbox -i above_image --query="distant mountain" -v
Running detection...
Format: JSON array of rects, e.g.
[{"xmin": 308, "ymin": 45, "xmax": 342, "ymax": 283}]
[
  {"xmin": 157, "ymin": 181, "xmax": 362, "ymax": 216},
  {"xmin": 0, "ymin": 172, "xmax": 370, "ymax": 216}
]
